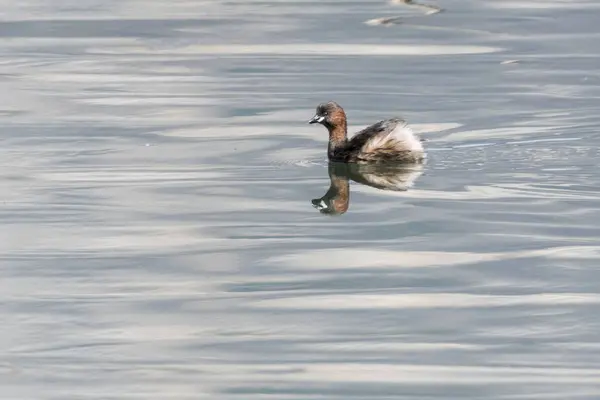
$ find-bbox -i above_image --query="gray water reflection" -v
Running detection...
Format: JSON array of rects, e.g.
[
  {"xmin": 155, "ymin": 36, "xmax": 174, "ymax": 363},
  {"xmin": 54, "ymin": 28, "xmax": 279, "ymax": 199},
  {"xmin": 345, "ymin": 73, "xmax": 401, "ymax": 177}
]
[{"xmin": 2, "ymin": 0, "xmax": 600, "ymax": 399}]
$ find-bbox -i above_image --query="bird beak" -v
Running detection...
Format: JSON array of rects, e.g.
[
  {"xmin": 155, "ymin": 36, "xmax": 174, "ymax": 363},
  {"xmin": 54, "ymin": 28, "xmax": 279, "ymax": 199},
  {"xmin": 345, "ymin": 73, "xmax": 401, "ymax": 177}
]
[{"xmin": 308, "ymin": 115, "xmax": 325, "ymax": 124}]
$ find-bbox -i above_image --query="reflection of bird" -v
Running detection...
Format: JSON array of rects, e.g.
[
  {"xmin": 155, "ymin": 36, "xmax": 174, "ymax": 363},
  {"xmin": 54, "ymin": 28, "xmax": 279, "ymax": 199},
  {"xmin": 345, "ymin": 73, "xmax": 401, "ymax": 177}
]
[
  {"xmin": 311, "ymin": 162, "xmax": 424, "ymax": 215},
  {"xmin": 308, "ymin": 102, "xmax": 425, "ymax": 164}
]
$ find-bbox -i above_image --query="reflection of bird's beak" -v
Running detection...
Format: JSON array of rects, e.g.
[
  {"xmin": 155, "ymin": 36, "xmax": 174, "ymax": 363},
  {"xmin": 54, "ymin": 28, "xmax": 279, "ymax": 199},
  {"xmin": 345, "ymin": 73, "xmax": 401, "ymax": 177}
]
[
  {"xmin": 311, "ymin": 198, "xmax": 328, "ymax": 210},
  {"xmin": 308, "ymin": 115, "xmax": 325, "ymax": 124}
]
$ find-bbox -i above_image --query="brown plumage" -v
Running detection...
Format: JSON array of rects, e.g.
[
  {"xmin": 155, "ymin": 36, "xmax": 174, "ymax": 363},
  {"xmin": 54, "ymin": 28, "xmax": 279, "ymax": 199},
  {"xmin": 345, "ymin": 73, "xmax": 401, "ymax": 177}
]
[{"xmin": 308, "ymin": 101, "xmax": 425, "ymax": 164}]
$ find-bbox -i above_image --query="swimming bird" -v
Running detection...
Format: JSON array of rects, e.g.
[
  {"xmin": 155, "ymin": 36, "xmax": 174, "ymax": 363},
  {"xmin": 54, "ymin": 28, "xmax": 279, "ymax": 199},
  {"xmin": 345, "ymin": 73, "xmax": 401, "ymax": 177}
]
[{"xmin": 308, "ymin": 101, "xmax": 425, "ymax": 164}]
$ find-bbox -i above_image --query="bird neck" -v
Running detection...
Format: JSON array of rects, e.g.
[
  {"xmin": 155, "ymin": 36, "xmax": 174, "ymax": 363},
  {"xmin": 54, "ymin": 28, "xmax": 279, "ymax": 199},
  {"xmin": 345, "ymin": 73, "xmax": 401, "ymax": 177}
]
[{"xmin": 327, "ymin": 124, "xmax": 348, "ymax": 158}]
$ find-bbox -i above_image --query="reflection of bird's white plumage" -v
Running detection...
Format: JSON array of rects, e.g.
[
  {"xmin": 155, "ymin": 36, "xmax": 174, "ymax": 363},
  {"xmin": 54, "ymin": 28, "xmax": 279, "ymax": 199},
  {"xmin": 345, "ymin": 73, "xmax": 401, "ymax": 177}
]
[
  {"xmin": 311, "ymin": 162, "xmax": 424, "ymax": 215},
  {"xmin": 349, "ymin": 163, "xmax": 424, "ymax": 192}
]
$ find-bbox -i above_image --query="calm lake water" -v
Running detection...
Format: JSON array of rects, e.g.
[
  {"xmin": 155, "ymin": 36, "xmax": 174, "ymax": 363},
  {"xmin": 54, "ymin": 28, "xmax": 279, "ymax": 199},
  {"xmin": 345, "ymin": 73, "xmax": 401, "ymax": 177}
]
[{"xmin": 2, "ymin": 0, "xmax": 600, "ymax": 398}]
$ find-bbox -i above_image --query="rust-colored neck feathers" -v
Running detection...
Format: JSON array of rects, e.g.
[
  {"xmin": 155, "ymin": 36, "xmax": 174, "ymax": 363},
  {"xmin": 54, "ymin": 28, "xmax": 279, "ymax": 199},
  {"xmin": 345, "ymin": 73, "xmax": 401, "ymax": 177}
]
[{"xmin": 327, "ymin": 108, "xmax": 348, "ymax": 156}]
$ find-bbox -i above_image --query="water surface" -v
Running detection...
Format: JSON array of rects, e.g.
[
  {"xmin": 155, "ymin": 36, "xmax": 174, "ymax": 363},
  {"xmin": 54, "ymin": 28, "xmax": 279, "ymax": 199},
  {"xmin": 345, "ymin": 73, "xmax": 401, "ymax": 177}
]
[{"xmin": 2, "ymin": 1, "xmax": 600, "ymax": 399}]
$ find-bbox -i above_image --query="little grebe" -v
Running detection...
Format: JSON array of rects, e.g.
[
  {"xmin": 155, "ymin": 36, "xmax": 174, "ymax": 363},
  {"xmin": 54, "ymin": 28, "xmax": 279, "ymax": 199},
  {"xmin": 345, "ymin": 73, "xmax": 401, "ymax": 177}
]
[{"xmin": 308, "ymin": 101, "xmax": 425, "ymax": 164}]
